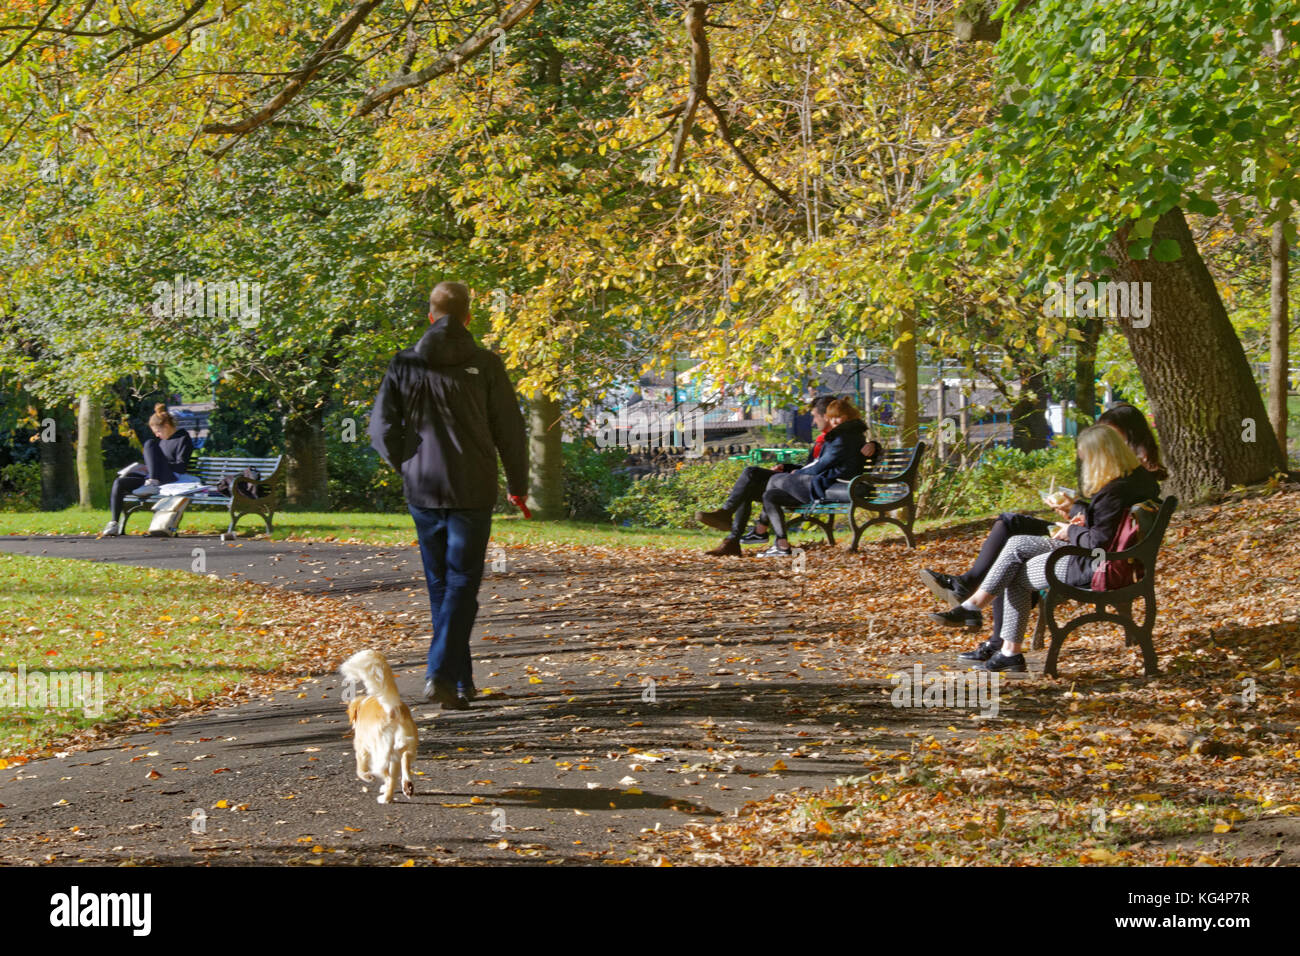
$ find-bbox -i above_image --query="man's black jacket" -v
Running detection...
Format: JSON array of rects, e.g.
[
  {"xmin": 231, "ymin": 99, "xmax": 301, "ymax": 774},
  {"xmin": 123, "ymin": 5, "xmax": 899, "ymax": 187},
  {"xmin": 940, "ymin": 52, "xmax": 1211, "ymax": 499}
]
[{"xmin": 368, "ymin": 316, "xmax": 528, "ymax": 510}]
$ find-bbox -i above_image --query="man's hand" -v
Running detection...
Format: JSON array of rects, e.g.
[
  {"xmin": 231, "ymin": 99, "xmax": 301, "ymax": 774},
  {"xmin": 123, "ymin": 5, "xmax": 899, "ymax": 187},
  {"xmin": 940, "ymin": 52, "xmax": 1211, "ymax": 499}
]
[{"xmin": 508, "ymin": 494, "xmax": 532, "ymax": 519}]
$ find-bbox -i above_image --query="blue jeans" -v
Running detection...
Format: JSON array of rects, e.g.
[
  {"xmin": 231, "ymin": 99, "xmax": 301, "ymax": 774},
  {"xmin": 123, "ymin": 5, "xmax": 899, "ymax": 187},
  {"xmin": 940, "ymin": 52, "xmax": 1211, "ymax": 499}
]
[{"xmin": 408, "ymin": 505, "xmax": 493, "ymax": 693}]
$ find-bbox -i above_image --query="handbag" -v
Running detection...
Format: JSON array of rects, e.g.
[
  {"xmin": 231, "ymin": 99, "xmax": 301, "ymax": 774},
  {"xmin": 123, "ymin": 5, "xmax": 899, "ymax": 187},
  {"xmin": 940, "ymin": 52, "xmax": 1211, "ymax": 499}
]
[{"xmin": 1090, "ymin": 499, "xmax": 1160, "ymax": 590}]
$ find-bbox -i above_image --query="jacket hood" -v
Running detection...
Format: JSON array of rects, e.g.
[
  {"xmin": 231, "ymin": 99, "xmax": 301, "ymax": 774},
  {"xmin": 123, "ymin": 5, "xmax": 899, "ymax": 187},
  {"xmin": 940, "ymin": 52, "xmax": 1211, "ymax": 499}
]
[{"xmin": 412, "ymin": 316, "xmax": 480, "ymax": 367}]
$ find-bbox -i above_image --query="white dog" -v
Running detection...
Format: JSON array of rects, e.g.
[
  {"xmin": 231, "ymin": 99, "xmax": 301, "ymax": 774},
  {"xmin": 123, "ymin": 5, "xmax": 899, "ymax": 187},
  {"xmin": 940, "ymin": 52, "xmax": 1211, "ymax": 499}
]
[{"xmin": 339, "ymin": 649, "xmax": 417, "ymax": 804}]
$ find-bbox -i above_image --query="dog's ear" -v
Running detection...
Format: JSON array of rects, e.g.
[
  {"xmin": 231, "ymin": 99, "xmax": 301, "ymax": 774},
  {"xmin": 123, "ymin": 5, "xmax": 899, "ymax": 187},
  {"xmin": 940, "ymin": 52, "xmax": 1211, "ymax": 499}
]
[{"xmin": 346, "ymin": 698, "xmax": 361, "ymax": 724}]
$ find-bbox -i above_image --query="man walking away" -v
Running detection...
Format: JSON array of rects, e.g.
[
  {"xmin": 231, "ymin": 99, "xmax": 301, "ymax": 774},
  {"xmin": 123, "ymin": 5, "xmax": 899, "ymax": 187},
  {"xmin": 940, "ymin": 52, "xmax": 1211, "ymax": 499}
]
[{"xmin": 368, "ymin": 281, "xmax": 530, "ymax": 710}]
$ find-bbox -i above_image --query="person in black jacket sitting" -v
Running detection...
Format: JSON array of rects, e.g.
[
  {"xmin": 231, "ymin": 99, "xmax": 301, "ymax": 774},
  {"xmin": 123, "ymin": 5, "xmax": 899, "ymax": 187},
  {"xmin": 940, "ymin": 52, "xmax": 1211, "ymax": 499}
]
[
  {"xmin": 102, "ymin": 404, "xmax": 194, "ymax": 537},
  {"xmin": 756, "ymin": 398, "xmax": 880, "ymax": 557},
  {"xmin": 930, "ymin": 424, "xmax": 1161, "ymax": 671},
  {"xmin": 918, "ymin": 402, "xmax": 1167, "ymax": 658},
  {"xmin": 694, "ymin": 394, "xmax": 836, "ymax": 556}
]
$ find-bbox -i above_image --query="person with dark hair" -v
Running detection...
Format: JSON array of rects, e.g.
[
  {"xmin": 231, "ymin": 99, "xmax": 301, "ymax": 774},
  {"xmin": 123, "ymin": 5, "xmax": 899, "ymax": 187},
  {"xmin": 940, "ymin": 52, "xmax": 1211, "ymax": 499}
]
[
  {"xmin": 756, "ymin": 398, "xmax": 880, "ymax": 557},
  {"xmin": 369, "ymin": 281, "xmax": 530, "ymax": 710},
  {"xmin": 930, "ymin": 425, "xmax": 1162, "ymax": 672},
  {"xmin": 695, "ymin": 394, "xmax": 836, "ymax": 556},
  {"xmin": 919, "ymin": 402, "xmax": 1166, "ymax": 663},
  {"xmin": 1097, "ymin": 402, "xmax": 1168, "ymax": 480},
  {"xmin": 102, "ymin": 403, "xmax": 194, "ymax": 537}
]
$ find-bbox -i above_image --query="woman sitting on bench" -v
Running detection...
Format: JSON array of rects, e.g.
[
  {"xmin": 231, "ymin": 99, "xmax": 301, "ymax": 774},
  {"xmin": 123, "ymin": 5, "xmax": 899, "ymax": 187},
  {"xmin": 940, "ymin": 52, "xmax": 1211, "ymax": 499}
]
[
  {"xmin": 919, "ymin": 402, "xmax": 1166, "ymax": 652},
  {"xmin": 756, "ymin": 398, "xmax": 880, "ymax": 558},
  {"xmin": 102, "ymin": 404, "xmax": 194, "ymax": 537},
  {"xmin": 929, "ymin": 423, "xmax": 1161, "ymax": 672}
]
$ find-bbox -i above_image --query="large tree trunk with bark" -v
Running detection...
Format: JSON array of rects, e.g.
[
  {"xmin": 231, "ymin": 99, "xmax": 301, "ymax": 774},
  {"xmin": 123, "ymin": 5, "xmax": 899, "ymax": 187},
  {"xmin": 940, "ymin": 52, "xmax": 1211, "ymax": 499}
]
[
  {"xmin": 1010, "ymin": 367, "xmax": 1051, "ymax": 451},
  {"xmin": 1074, "ymin": 316, "xmax": 1101, "ymax": 424},
  {"xmin": 284, "ymin": 404, "xmax": 330, "ymax": 509},
  {"xmin": 1268, "ymin": 214, "xmax": 1290, "ymax": 458},
  {"xmin": 75, "ymin": 394, "xmax": 107, "ymax": 509},
  {"xmin": 894, "ymin": 313, "xmax": 919, "ymax": 446},
  {"xmin": 527, "ymin": 393, "xmax": 565, "ymax": 520},
  {"xmin": 1107, "ymin": 207, "xmax": 1286, "ymax": 501},
  {"xmin": 39, "ymin": 404, "xmax": 77, "ymax": 510}
]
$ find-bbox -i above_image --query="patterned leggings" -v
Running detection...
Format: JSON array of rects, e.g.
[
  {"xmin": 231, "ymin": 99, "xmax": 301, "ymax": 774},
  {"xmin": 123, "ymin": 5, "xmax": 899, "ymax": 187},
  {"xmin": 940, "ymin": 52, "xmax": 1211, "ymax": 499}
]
[{"xmin": 977, "ymin": 534, "xmax": 1066, "ymax": 646}]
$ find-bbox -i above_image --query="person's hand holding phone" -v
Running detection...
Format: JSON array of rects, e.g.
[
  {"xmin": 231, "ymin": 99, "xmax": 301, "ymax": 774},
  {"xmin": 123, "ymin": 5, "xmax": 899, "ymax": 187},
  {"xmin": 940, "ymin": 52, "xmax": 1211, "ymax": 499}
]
[{"xmin": 508, "ymin": 494, "xmax": 532, "ymax": 519}]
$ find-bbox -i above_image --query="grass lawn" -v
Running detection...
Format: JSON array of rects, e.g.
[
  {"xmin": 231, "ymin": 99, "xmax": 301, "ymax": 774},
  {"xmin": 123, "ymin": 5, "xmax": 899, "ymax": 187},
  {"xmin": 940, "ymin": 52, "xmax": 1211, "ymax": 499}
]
[
  {"xmin": 0, "ymin": 552, "xmax": 388, "ymax": 760},
  {"xmin": 0, "ymin": 507, "xmax": 962, "ymax": 551}
]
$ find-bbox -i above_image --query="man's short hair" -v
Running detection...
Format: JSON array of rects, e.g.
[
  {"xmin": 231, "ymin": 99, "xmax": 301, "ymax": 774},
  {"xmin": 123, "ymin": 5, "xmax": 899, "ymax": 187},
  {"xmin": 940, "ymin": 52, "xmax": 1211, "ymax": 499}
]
[
  {"xmin": 809, "ymin": 394, "xmax": 836, "ymax": 414},
  {"xmin": 429, "ymin": 281, "xmax": 470, "ymax": 321}
]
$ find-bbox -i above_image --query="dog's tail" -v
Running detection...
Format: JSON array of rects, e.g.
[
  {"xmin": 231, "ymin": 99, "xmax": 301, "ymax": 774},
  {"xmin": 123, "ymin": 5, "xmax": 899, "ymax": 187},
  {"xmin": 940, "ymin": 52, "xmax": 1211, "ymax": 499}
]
[{"xmin": 339, "ymin": 649, "xmax": 402, "ymax": 716}]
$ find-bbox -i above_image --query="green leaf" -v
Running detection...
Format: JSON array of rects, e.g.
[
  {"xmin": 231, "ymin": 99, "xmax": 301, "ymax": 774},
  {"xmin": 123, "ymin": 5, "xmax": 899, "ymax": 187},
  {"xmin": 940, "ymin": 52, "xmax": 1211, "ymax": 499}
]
[{"xmin": 1151, "ymin": 238, "xmax": 1182, "ymax": 262}]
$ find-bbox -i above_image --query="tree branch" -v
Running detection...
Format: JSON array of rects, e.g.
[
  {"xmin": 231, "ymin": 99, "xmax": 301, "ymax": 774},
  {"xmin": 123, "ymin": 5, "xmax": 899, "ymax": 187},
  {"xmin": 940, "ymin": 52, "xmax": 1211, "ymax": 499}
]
[{"xmin": 353, "ymin": 0, "xmax": 541, "ymax": 116}]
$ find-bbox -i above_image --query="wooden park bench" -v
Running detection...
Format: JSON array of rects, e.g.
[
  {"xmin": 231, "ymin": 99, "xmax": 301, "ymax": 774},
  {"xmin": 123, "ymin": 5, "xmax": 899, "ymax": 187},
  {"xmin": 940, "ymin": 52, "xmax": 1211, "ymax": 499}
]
[
  {"xmin": 789, "ymin": 442, "xmax": 928, "ymax": 551},
  {"xmin": 1031, "ymin": 495, "xmax": 1178, "ymax": 677},
  {"xmin": 119, "ymin": 454, "xmax": 285, "ymax": 537}
]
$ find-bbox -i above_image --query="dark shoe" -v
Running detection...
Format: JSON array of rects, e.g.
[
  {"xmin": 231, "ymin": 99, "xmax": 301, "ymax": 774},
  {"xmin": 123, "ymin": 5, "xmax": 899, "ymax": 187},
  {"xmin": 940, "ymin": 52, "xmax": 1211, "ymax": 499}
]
[
  {"xmin": 929, "ymin": 606, "xmax": 983, "ymax": 629},
  {"xmin": 695, "ymin": 508, "xmax": 734, "ymax": 532},
  {"xmin": 739, "ymin": 527, "xmax": 770, "ymax": 544},
  {"xmin": 705, "ymin": 536, "xmax": 742, "ymax": 556},
  {"xmin": 919, "ymin": 568, "xmax": 969, "ymax": 608},
  {"xmin": 977, "ymin": 650, "xmax": 1027, "ymax": 673},
  {"xmin": 457, "ymin": 683, "xmax": 478, "ymax": 701},
  {"xmin": 958, "ymin": 639, "xmax": 1003, "ymax": 663},
  {"xmin": 423, "ymin": 679, "xmax": 464, "ymax": 708}
]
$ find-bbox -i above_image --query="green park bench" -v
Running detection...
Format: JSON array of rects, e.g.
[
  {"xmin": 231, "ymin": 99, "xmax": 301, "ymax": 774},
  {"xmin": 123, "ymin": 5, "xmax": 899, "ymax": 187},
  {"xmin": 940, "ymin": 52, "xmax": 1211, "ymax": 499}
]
[
  {"xmin": 789, "ymin": 442, "xmax": 928, "ymax": 550},
  {"xmin": 119, "ymin": 454, "xmax": 286, "ymax": 538},
  {"xmin": 1031, "ymin": 495, "xmax": 1178, "ymax": 677}
]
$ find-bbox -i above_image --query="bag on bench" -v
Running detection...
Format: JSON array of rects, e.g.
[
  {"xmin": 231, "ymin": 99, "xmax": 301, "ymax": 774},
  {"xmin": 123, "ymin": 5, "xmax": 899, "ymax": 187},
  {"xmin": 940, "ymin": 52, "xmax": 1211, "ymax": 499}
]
[{"xmin": 215, "ymin": 466, "xmax": 262, "ymax": 499}]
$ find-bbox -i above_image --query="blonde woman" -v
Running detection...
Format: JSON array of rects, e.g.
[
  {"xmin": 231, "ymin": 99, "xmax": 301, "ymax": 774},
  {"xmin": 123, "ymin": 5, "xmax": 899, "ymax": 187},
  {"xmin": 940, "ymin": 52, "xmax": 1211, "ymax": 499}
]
[{"xmin": 930, "ymin": 424, "xmax": 1161, "ymax": 672}]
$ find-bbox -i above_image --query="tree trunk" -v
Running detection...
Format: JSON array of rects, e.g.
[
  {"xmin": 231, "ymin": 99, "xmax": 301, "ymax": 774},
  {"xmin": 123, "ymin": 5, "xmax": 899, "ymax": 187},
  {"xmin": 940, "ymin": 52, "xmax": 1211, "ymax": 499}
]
[
  {"xmin": 1107, "ymin": 207, "xmax": 1285, "ymax": 500},
  {"xmin": 1010, "ymin": 367, "xmax": 1051, "ymax": 451},
  {"xmin": 527, "ymin": 393, "xmax": 565, "ymax": 520},
  {"xmin": 1074, "ymin": 316, "xmax": 1101, "ymax": 424},
  {"xmin": 1268, "ymin": 213, "xmax": 1290, "ymax": 459},
  {"xmin": 75, "ymin": 393, "xmax": 108, "ymax": 509},
  {"xmin": 39, "ymin": 404, "xmax": 77, "ymax": 510},
  {"xmin": 894, "ymin": 312, "xmax": 919, "ymax": 446},
  {"xmin": 284, "ymin": 405, "xmax": 330, "ymax": 509}
]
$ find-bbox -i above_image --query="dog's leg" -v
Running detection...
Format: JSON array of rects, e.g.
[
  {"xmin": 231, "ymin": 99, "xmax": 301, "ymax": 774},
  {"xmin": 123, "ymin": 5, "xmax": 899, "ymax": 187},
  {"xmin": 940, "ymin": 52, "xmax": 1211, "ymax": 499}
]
[
  {"xmin": 355, "ymin": 747, "xmax": 374, "ymax": 783},
  {"xmin": 378, "ymin": 760, "xmax": 397, "ymax": 804},
  {"xmin": 400, "ymin": 749, "xmax": 415, "ymax": 798}
]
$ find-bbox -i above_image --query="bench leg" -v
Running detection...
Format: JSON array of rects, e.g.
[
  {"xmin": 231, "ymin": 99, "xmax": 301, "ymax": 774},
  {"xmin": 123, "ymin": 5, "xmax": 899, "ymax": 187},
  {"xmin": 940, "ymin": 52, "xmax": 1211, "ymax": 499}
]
[
  {"xmin": 899, "ymin": 503, "xmax": 916, "ymax": 549},
  {"xmin": 848, "ymin": 505, "xmax": 864, "ymax": 552},
  {"xmin": 1031, "ymin": 592, "xmax": 1050, "ymax": 651}
]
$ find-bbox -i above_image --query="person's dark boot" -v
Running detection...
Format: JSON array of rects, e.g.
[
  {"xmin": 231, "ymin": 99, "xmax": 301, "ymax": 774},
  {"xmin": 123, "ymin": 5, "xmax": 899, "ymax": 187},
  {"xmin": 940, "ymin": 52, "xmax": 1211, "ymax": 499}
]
[
  {"xmin": 977, "ymin": 650, "xmax": 1027, "ymax": 673},
  {"xmin": 929, "ymin": 606, "xmax": 983, "ymax": 629},
  {"xmin": 919, "ymin": 568, "xmax": 970, "ymax": 608},
  {"xmin": 705, "ymin": 536, "xmax": 742, "ymax": 556},
  {"xmin": 695, "ymin": 508, "xmax": 734, "ymax": 532},
  {"xmin": 423, "ymin": 679, "xmax": 467, "ymax": 709},
  {"xmin": 958, "ymin": 639, "xmax": 1003, "ymax": 662}
]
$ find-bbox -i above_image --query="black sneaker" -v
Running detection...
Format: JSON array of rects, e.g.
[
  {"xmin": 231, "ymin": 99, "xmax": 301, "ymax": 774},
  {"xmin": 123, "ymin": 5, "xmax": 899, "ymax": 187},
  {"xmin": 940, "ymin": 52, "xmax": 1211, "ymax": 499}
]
[
  {"xmin": 458, "ymin": 683, "xmax": 478, "ymax": 702},
  {"xmin": 977, "ymin": 650, "xmax": 1027, "ymax": 673},
  {"xmin": 929, "ymin": 606, "xmax": 982, "ymax": 629},
  {"xmin": 958, "ymin": 639, "xmax": 1003, "ymax": 662},
  {"xmin": 919, "ymin": 568, "xmax": 969, "ymax": 608},
  {"xmin": 423, "ymin": 679, "xmax": 466, "ymax": 709},
  {"xmin": 739, "ymin": 527, "xmax": 770, "ymax": 544}
]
